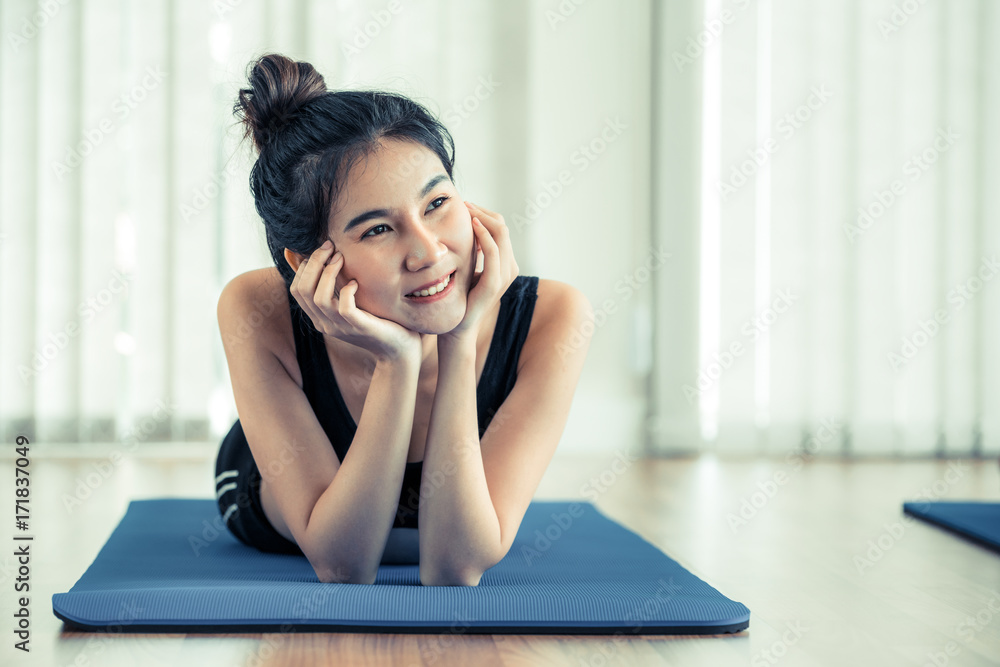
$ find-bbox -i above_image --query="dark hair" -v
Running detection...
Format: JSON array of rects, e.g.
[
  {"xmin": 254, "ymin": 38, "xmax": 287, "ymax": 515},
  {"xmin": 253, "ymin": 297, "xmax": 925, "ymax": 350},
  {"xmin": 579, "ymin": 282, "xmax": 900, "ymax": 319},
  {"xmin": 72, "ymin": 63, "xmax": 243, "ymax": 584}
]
[{"xmin": 233, "ymin": 52, "xmax": 456, "ymax": 297}]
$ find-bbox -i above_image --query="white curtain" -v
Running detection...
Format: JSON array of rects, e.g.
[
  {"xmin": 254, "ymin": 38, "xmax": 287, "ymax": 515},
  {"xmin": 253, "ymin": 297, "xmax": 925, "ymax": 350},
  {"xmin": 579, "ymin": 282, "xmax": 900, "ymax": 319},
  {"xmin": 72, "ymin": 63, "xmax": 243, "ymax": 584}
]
[
  {"xmin": 0, "ymin": 0, "xmax": 653, "ymax": 451},
  {"xmin": 651, "ymin": 0, "xmax": 1000, "ymax": 457},
  {"xmin": 8, "ymin": 0, "xmax": 987, "ymax": 459}
]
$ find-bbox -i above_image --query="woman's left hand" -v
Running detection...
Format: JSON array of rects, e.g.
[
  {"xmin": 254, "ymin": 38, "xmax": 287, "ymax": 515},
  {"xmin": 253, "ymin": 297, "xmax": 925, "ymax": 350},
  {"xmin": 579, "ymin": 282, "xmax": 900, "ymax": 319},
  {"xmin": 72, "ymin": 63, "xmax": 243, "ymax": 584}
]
[{"xmin": 444, "ymin": 201, "xmax": 519, "ymax": 343}]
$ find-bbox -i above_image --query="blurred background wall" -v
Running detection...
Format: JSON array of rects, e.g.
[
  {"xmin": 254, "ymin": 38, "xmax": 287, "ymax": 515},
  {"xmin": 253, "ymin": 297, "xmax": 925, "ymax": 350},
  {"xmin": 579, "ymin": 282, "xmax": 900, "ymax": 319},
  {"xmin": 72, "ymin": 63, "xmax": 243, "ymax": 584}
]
[{"xmin": 0, "ymin": 0, "xmax": 997, "ymax": 459}]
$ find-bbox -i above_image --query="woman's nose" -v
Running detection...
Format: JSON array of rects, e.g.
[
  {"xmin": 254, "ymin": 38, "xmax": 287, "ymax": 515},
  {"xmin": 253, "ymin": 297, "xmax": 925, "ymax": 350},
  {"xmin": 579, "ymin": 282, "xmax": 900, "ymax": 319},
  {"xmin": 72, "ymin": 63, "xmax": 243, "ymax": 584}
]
[{"xmin": 405, "ymin": 224, "xmax": 447, "ymax": 270}]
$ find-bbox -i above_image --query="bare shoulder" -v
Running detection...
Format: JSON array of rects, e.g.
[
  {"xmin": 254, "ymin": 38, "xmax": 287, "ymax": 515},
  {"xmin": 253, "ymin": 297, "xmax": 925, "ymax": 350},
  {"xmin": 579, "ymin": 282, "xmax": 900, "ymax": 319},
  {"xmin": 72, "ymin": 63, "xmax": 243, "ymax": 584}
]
[
  {"xmin": 518, "ymin": 278, "xmax": 594, "ymax": 372},
  {"xmin": 217, "ymin": 267, "xmax": 302, "ymax": 387},
  {"xmin": 533, "ymin": 278, "xmax": 593, "ymax": 319}
]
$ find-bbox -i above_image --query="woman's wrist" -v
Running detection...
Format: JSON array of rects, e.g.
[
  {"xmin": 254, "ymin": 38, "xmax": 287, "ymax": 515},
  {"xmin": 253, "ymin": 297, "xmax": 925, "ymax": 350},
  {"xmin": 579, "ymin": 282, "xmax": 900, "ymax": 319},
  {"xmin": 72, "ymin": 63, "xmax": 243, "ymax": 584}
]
[
  {"xmin": 439, "ymin": 323, "xmax": 476, "ymax": 345},
  {"xmin": 374, "ymin": 348, "xmax": 421, "ymax": 373},
  {"xmin": 437, "ymin": 328, "xmax": 478, "ymax": 359}
]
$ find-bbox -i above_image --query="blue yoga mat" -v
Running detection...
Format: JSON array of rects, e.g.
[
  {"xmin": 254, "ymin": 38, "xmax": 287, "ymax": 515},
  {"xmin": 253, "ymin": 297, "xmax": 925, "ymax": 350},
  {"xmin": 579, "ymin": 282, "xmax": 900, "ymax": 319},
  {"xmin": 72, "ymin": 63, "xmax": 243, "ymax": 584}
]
[
  {"xmin": 52, "ymin": 499, "xmax": 750, "ymax": 634},
  {"xmin": 903, "ymin": 501, "xmax": 1000, "ymax": 554}
]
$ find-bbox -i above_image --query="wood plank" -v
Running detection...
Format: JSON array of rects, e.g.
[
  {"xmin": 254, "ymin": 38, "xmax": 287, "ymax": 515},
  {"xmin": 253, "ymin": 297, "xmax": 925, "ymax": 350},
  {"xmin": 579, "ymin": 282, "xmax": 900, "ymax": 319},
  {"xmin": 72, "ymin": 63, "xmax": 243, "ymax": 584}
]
[{"xmin": 2, "ymin": 447, "xmax": 998, "ymax": 665}]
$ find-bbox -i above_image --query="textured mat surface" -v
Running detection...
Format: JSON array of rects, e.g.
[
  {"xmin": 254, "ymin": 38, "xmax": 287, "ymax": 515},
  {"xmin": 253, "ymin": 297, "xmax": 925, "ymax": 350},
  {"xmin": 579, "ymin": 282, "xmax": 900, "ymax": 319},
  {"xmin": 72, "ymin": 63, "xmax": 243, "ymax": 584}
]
[
  {"xmin": 903, "ymin": 501, "xmax": 1000, "ymax": 554},
  {"xmin": 52, "ymin": 499, "xmax": 750, "ymax": 634}
]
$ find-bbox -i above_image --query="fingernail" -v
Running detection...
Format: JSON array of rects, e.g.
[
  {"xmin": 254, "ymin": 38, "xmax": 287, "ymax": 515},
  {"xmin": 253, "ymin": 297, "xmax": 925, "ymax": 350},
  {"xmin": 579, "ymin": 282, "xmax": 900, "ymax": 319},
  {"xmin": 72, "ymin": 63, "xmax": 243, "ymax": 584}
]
[{"xmin": 321, "ymin": 240, "xmax": 332, "ymax": 249}]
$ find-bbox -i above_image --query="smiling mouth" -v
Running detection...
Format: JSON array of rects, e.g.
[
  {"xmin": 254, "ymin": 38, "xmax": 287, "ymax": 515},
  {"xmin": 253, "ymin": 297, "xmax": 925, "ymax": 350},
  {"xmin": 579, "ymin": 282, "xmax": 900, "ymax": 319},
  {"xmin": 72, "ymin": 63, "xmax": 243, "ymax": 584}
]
[{"xmin": 405, "ymin": 272, "xmax": 455, "ymax": 298}]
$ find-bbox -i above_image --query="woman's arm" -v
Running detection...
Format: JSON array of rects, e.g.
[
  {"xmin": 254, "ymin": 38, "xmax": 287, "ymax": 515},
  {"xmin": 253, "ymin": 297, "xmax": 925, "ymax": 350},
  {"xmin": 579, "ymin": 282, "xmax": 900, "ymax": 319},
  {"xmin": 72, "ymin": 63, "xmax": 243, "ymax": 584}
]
[
  {"xmin": 281, "ymin": 242, "xmax": 427, "ymax": 583},
  {"xmin": 418, "ymin": 283, "xmax": 594, "ymax": 586},
  {"xmin": 305, "ymin": 354, "xmax": 421, "ymax": 583},
  {"xmin": 217, "ymin": 270, "xmax": 422, "ymax": 585},
  {"xmin": 418, "ymin": 334, "xmax": 502, "ymax": 585}
]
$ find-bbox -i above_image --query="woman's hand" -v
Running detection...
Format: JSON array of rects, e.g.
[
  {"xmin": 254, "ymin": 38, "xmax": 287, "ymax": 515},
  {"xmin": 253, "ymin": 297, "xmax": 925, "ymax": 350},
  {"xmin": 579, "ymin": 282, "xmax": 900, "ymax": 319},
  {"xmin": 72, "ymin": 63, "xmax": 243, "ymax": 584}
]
[
  {"xmin": 444, "ymin": 201, "xmax": 519, "ymax": 343},
  {"xmin": 289, "ymin": 241, "xmax": 422, "ymax": 364}
]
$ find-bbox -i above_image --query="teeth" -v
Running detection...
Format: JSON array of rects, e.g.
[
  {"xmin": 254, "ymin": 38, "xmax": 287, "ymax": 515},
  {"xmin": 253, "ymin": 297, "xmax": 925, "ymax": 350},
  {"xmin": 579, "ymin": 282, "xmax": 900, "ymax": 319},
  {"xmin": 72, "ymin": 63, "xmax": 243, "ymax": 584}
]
[{"xmin": 410, "ymin": 273, "xmax": 451, "ymax": 297}]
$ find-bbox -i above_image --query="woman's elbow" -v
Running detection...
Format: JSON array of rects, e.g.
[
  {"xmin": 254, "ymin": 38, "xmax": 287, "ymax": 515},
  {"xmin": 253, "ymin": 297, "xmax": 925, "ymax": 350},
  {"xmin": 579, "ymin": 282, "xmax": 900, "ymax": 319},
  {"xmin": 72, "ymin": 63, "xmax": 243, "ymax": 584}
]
[
  {"xmin": 315, "ymin": 564, "xmax": 478, "ymax": 586},
  {"xmin": 419, "ymin": 563, "xmax": 484, "ymax": 587},
  {"xmin": 314, "ymin": 562, "xmax": 377, "ymax": 585}
]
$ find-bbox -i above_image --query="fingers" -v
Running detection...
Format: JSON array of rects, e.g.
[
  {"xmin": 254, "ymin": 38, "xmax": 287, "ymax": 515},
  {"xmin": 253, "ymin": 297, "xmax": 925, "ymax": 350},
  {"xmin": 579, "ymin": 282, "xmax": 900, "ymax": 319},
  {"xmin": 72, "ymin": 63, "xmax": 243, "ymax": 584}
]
[
  {"xmin": 338, "ymin": 278, "xmax": 359, "ymax": 318},
  {"xmin": 291, "ymin": 242, "xmax": 342, "ymax": 328},
  {"xmin": 290, "ymin": 246, "xmax": 325, "ymax": 323},
  {"xmin": 291, "ymin": 243, "xmax": 334, "ymax": 298},
  {"xmin": 472, "ymin": 216, "xmax": 500, "ymax": 265},
  {"xmin": 471, "ymin": 217, "xmax": 502, "ymax": 291},
  {"xmin": 465, "ymin": 202, "xmax": 519, "ymax": 288},
  {"xmin": 464, "ymin": 200, "xmax": 499, "ymax": 221},
  {"xmin": 465, "ymin": 201, "xmax": 509, "ymax": 243},
  {"xmin": 314, "ymin": 250, "xmax": 344, "ymax": 309},
  {"xmin": 466, "ymin": 201, "xmax": 506, "ymax": 266}
]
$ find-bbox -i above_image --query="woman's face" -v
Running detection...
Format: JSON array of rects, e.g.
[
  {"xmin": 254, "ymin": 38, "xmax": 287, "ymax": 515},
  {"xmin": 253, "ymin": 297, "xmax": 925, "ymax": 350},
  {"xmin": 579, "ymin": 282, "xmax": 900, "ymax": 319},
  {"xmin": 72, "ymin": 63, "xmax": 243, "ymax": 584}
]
[{"xmin": 326, "ymin": 138, "xmax": 476, "ymax": 335}]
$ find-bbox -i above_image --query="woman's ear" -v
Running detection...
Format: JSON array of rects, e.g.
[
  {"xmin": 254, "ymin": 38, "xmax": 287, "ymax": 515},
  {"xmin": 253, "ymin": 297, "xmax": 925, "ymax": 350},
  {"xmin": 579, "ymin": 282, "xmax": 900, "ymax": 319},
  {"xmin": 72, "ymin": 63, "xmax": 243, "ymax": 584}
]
[{"xmin": 284, "ymin": 248, "xmax": 305, "ymax": 273}]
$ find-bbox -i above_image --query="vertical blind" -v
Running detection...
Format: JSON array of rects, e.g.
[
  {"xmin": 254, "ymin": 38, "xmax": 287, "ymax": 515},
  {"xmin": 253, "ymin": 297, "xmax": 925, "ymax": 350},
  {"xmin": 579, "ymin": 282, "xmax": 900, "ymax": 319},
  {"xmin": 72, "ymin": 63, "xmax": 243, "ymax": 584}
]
[
  {"xmin": 5, "ymin": 0, "xmax": 994, "ymax": 458},
  {"xmin": 651, "ymin": 0, "xmax": 1000, "ymax": 457},
  {"xmin": 0, "ymin": 0, "xmax": 545, "ymax": 445}
]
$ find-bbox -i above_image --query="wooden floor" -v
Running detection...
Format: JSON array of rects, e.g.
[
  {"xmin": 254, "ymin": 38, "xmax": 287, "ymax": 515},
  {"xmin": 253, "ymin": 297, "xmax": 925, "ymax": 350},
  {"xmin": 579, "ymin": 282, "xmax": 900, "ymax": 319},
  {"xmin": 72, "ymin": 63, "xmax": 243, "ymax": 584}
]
[{"xmin": 2, "ymin": 444, "xmax": 999, "ymax": 666}]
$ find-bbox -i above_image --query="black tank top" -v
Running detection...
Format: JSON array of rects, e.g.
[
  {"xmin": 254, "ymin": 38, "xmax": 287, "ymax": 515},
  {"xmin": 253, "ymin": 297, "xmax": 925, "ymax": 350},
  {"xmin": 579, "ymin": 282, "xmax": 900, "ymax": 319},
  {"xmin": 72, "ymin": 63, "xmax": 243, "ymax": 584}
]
[{"xmin": 289, "ymin": 275, "xmax": 539, "ymax": 529}]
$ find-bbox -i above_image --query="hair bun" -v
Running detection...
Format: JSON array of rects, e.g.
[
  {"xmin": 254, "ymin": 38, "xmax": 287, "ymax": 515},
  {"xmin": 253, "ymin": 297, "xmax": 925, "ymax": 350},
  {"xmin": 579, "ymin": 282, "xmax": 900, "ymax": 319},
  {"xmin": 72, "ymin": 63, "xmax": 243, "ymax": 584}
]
[{"xmin": 234, "ymin": 53, "xmax": 327, "ymax": 153}]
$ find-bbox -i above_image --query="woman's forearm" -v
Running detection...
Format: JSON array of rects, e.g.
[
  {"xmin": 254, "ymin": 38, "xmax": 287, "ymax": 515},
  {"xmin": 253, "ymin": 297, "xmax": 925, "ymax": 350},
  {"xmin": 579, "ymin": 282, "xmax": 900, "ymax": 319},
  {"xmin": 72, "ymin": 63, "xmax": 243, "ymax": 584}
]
[
  {"xmin": 304, "ymin": 354, "xmax": 420, "ymax": 583},
  {"xmin": 418, "ymin": 334, "xmax": 502, "ymax": 585}
]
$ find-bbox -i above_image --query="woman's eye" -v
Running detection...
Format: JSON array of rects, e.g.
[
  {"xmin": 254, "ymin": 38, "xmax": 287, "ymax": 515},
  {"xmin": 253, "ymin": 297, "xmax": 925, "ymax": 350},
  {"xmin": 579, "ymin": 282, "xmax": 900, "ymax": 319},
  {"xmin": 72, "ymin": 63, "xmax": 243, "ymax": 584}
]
[
  {"xmin": 427, "ymin": 195, "xmax": 449, "ymax": 212},
  {"xmin": 362, "ymin": 223, "xmax": 390, "ymax": 239}
]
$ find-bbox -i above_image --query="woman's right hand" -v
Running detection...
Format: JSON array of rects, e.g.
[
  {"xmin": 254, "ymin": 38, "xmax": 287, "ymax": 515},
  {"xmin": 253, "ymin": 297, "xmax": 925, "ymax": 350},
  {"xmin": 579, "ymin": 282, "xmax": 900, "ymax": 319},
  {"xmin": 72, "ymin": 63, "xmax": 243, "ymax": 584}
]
[{"xmin": 289, "ymin": 241, "xmax": 422, "ymax": 365}]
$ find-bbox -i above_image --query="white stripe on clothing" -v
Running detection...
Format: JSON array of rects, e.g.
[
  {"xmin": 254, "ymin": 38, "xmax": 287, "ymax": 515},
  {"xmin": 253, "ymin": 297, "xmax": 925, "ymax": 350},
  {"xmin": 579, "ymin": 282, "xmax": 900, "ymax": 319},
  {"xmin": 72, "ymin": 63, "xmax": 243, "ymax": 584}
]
[
  {"xmin": 216, "ymin": 482, "xmax": 237, "ymax": 499},
  {"xmin": 215, "ymin": 469, "xmax": 238, "ymax": 485}
]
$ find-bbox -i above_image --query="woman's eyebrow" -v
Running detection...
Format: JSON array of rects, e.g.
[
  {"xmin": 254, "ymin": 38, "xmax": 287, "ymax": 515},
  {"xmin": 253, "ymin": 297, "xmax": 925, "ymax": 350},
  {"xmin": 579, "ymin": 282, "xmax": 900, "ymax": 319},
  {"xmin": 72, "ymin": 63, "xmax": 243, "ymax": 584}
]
[
  {"xmin": 341, "ymin": 173, "xmax": 452, "ymax": 234},
  {"xmin": 418, "ymin": 173, "xmax": 451, "ymax": 199}
]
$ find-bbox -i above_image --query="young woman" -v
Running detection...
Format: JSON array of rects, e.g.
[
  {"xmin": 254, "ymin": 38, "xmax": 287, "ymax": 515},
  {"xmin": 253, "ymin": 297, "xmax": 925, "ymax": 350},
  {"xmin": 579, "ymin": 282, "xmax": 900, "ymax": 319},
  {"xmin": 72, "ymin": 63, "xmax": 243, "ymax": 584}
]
[{"xmin": 214, "ymin": 53, "xmax": 593, "ymax": 586}]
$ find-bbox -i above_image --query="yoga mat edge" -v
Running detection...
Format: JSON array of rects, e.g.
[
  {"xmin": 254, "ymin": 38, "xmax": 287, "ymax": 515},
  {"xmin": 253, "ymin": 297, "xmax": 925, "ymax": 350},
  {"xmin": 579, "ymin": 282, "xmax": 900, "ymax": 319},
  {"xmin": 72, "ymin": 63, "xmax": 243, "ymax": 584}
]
[{"xmin": 53, "ymin": 498, "xmax": 750, "ymax": 635}]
